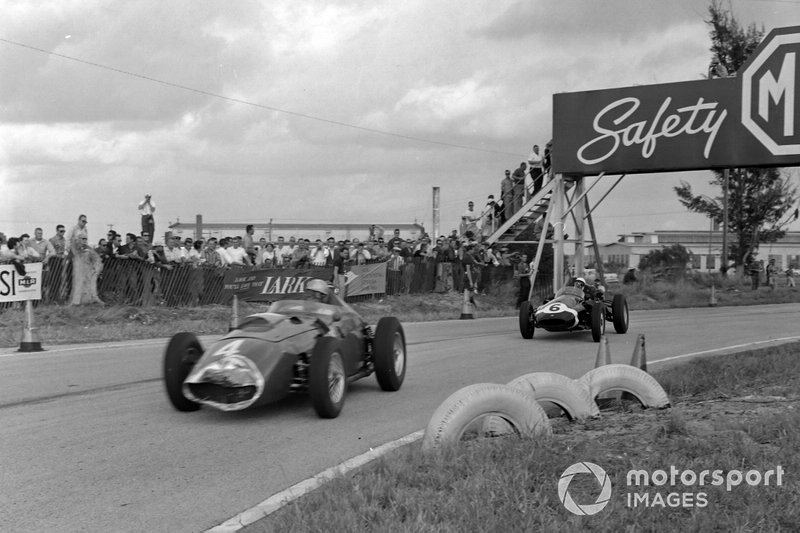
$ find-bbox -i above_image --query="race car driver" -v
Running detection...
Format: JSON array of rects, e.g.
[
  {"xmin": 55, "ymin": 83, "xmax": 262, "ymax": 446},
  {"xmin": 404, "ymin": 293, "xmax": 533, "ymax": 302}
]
[{"xmin": 306, "ymin": 278, "xmax": 330, "ymax": 303}]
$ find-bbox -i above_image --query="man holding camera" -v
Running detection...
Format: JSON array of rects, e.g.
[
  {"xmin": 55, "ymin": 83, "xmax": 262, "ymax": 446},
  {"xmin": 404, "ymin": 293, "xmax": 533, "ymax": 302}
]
[{"xmin": 138, "ymin": 194, "xmax": 156, "ymax": 243}]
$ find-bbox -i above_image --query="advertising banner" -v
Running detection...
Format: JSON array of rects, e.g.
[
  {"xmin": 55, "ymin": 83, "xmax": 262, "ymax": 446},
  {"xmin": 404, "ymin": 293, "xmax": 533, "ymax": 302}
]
[
  {"xmin": 553, "ymin": 25, "xmax": 800, "ymax": 175},
  {"xmin": 0, "ymin": 263, "xmax": 43, "ymax": 302},
  {"xmin": 345, "ymin": 262, "xmax": 387, "ymax": 296},
  {"xmin": 223, "ymin": 268, "xmax": 333, "ymax": 302}
]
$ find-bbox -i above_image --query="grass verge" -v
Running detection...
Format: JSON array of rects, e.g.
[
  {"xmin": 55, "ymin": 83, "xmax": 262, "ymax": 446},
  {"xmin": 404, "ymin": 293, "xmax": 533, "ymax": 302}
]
[{"xmin": 257, "ymin": 343, "xmax": 800, "ymax": 532}]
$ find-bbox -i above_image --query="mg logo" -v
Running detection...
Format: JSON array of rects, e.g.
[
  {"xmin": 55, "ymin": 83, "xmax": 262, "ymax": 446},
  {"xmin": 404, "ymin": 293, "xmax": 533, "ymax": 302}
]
[{"xmin": 741, "ymin": 29, "xmax": 800, "ymax": 155}]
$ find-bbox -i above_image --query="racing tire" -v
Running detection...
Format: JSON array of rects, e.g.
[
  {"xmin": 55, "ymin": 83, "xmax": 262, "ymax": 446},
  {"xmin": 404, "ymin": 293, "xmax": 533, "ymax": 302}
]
[
  {"xmin": 612, "ymin": 294, "xmax": 629, "ymax": 334},
  {"xmin": 577, "ymin": 364, "xmax": 671, "ymax": 409},
  {"xmin": 509, "ymin": 372, "xmax": 600, "ymax": 420},
  {"xmin": 421, "ymin": 383, "xmax": 551, "ymax": 452},
  {"xmin": 163, "ymin": 332, "xmax": 204, "ymax": 412},
  {"xmin": 309, "ymin": 337, "xmax": 348, "ymax": 418},
  {"xmin": 483, "ymin": 372, "xmax": 599, "ymax": 435},
  {"xmin": 373, "ymin": 317, "xmax": 406, "ymax": 392},
  {"xmin": 519, "ymin": 301, "xmax": 535, "ymax": 339},
  {"xmin": 591, "ymin": 302, "xmax": 605, "ymax": 342}
]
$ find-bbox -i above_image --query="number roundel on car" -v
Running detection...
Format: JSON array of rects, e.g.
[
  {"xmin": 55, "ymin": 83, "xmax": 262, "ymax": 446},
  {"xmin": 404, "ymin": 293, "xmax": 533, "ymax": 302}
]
[{"xmin": 548, "ymin": 303, "xmax": 567, "ymax": 313}]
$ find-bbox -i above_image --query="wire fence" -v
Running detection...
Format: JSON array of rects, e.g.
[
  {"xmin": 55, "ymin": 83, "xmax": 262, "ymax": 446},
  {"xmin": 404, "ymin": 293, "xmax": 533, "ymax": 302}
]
[{"xmin": 2, "ymin": 256, "xmax": 542, "ymax": 308}]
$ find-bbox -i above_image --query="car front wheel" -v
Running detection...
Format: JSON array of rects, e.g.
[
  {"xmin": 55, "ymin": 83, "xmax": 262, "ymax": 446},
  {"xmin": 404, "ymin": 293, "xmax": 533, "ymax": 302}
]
[
  {"xmin": 374, "ymin": 317, "xmax": 406, "ymax": 391},
  {"xmin": 612, "ymin": 294, "xmax": 629, "ymax": 333},
  {"xmin": 310, "ymin": 337, "xmax": 347, "ymax": 418},
  {"xmin": 519, "ymin": 301, "xmax": 535, "ymax": 339},
  {"xmin": 591, "ymin": 303, "xmax": 605, "ymax": 342},
  {"xmin": 163, "ymin": 332, "xmax": 204, "ymax": 412}
]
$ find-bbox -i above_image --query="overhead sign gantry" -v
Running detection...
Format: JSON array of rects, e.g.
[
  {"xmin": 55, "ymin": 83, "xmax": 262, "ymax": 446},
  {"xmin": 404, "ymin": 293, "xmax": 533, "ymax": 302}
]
[{"xmin": 547, "ymin": 25, "xmax": 800, "ymax": 289}]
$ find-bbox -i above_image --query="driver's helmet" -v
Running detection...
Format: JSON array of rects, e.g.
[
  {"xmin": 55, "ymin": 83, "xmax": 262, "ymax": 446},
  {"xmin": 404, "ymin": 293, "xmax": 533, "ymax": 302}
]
[
  {"xmin": 573, "ymin": 277, "xmax": 586, "ymax": 289},
  {"xmin": 306, "ymin": 279, "xmax": 330, "ymax": 300}
]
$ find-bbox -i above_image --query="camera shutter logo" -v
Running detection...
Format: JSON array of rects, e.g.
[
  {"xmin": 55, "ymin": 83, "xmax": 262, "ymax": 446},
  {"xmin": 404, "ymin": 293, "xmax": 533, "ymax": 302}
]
[{"xmin": 558, "ymin": 462, "xmax": 612, "ymax": 515}]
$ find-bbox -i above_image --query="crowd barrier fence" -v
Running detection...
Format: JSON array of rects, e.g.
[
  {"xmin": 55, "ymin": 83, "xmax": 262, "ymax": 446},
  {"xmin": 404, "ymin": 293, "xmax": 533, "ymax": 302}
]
[{"xmin": 2, "ymin": 256, "xmax": 552, "ymax": 309}]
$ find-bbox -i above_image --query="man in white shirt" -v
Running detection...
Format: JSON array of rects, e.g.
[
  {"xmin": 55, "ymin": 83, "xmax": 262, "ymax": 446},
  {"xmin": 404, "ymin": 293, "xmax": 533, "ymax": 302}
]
[
  {"xmin": 30, "ymin": 227, "xmax": 56, "ymax": 262},
  {"xmin": 309, "ymin": 239, "xmax": 329, "ymax": 267},
  {"xmin": 227, "ymin": 237, "xmax": 252, "ymax": 266},
  {"xmin": 164, "ymin": 236, "xmax": 187, "ymax": 263},
  {"xmin": 527, "ymin": 144, "xmax": 544, "ymax": 196},
  {"xmin": 276, "ymin": 235, "xmax": 295, "ymax": 264},
  {"xmin": 216, "ymin": 238, "xmax": 234, "ymax": 265}
]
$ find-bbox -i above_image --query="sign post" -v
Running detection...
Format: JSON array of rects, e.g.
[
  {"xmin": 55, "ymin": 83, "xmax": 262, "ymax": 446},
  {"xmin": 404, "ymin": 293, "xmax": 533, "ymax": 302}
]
[{"xmin": 0, "ymin": 263, "xmax": 45, "ymax": 352}]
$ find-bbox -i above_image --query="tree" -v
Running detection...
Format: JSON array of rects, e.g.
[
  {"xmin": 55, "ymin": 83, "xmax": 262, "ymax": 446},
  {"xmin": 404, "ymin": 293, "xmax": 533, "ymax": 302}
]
[
  {"xmin": 674, "ymin": 2, "xmax": 798, "ymax": 272},
  {"xmin": 638, "ymin": 244, "xmax": 691, "ymax": 279}
]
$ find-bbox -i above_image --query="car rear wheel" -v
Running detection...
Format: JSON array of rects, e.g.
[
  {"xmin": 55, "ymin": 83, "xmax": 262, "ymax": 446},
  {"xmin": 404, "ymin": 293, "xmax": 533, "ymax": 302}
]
[
  {"xmin": 519, "ymin": 301, "xmax": 535, "ymax": 339},
  {"xmin": 374, "ymin": 317, "xmax": 406, "ymax": 391},
  {"xmin": 310, "ymin": 337, "xmax": 347, "ymax": 418},
  {"xmin": 591, "ymin": 302, "xmax": 605, "ymax": 342},
  {"xmin": 163, "ymin": 332, "xmax": 204, "ymax": 412},
  {"xmin": 612, "ymin": 294, "xmax": 629, "ymax": 333}
]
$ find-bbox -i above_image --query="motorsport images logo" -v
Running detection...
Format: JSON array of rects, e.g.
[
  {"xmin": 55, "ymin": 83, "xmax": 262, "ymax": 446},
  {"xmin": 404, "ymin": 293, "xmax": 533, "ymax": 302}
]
[
  {"xmin": 558, "ymin": 462, "xmax": 612, "ymax": 516},
  {"xmin": 558, "ymin": 462, "xmax": 786, "ymax": 514}
]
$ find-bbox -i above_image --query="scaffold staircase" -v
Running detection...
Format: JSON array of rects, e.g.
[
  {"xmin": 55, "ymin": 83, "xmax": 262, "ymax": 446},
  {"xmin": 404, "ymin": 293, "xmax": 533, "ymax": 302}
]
[{"xmin": 485, "ymin": 172, "xmax": 626, "ymax": 297}]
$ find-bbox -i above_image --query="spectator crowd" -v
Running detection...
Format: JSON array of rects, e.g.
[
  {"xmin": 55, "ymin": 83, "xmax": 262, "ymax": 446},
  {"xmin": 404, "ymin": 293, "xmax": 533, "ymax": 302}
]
[
  {"xmin": 0, "ymin": 218, "xmax": 529, "ymax": 306},
  {"xmin": 460, "ymin": 141, "xmax": 553, "ymax": 241},
  {"xmin": 1, "ymin": 148, "xmax": 558, "ymax": 308}
]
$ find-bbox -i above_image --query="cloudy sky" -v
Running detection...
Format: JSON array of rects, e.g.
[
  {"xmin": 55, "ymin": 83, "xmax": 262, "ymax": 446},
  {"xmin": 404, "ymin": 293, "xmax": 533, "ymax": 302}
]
[{"xmin": 2, "ymin": 0, "xmax": 799, "ymax": 244}]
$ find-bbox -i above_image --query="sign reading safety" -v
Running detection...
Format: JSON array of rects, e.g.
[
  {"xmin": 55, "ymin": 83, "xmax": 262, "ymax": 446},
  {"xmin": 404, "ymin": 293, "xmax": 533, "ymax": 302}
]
[
  {"xmin": 0, "ymin": 263, "xmax": 43, "ymax": 302},
  {"xmin": 553, "ymin": 25, "xmax": 800, "ymax": 175}
]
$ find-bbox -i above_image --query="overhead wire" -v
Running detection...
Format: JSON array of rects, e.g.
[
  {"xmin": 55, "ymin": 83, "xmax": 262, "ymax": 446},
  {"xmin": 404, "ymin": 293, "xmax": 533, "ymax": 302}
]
[{"xmin": 0, "ymin": 37, "xmax": 525, "ymax": 159}]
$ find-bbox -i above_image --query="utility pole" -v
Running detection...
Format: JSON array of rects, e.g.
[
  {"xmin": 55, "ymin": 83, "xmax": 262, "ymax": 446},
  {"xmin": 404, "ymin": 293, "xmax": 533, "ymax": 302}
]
[
  {"xmin": 722, "ymin": 169, "xmax": 729, "ymax": 275},
  {"xmin": 432, "ymin": 187, "xmax": 440, "ymax": 240}
]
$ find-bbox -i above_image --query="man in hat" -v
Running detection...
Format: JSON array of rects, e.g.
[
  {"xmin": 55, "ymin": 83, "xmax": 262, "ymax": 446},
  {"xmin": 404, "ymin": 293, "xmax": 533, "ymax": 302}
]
[{"xmin": 386, "ymin": 245, "xmax": 404, "ymax": 295}]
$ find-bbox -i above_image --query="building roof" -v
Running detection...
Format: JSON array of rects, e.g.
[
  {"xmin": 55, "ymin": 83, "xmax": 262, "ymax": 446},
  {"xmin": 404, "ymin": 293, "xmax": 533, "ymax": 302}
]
[{"xmin": 169, "ymin": 221, "xmax": 424, "ymax": 231}]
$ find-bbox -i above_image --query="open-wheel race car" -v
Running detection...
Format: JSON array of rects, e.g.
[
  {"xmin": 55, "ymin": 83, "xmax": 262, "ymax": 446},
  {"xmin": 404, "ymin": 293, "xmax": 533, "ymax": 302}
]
[
  {"xmin": 163, "ymin": 282, "xmax": 406, "ymax": 418},
  {"xmin": 518, "ymin": 280, "xmax": 629, "ymax": 342}
]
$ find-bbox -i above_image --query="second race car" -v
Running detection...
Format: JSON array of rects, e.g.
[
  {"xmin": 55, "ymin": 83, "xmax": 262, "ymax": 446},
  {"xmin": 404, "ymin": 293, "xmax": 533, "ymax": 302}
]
[{"xmin": 518, "ymin": 277, "xmax": 629, "ymax": 342}]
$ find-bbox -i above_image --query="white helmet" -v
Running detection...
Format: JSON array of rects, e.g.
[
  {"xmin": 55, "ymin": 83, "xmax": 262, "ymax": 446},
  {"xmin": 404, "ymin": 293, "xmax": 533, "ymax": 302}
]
[
  {"xmin": 574, "ymin": 277, "xmax": 586, "ymax": 287},
  {"xmin": 306, "ymin": 278, "xmax": 329, "ymax": 297}
]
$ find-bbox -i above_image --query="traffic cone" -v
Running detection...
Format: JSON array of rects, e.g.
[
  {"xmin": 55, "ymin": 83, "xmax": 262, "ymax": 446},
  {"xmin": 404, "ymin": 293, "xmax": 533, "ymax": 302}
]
[
  {"xmin": 593, "ymin": 335, "xmax": 612, "ymax": 368},
  {"xmin": 594, "ymin": 336, "xmax": 617, "ymax": 407},
  {"xmin": 629, "ymin": 333, "xmax": 647, "ymax": 371},
  {"xmin": 18, "ymin": 299, "xmax": 44, "ymax": 352},
  {"xmin": 229, "ymin": 294, "xmax": 240, "ymax": 331},
  {"xmin": 459, "ymin": 288, "xmax": 475, "ymax": 319},
  {"xmin": 709, "ymin": 283, "xmax": 718, "ymax": 306},
  {"xmin": 620, "ymin": 333, "xmax": 648, "ymax": 403}
]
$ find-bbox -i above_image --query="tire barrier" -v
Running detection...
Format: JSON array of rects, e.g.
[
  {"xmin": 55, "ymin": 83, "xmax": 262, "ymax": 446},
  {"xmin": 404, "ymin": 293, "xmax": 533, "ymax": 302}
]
[
  {"xmin": 577, "ymin": 364, "xmax": 671, "ymax": 409},
  {"xmin": 421, "ymin": 383, "xmax": 552, "ymax": 452},
  {"xmin": 482, "ymin": 372, "xmax": 599, "ymax": 436},
  {"xmin": 508, "ymin": 372, "xmax": 600, "ymax": 420},
  {"xmin": 422, "ymin": 336, "xmax": 670, "ymax": 451}
]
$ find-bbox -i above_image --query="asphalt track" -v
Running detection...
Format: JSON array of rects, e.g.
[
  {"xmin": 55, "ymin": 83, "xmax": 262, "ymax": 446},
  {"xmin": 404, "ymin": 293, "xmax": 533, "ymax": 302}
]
[{"xmin": 1, "ymin": 303, "xmax": 798, "ymax": 532}]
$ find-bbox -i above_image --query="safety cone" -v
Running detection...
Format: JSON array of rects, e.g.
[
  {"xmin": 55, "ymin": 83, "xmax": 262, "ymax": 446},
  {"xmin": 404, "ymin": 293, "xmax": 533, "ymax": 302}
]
[
  {"xmin": 629, "ymin": 333, "xmax": 647, "ymax": 371},
  {"xmin": 709, "ymin": 283, "xmax": 718, "ymax": 307},
  {"xmin": 229, "ymin": 294, "xmax": 240, "ymax": 331},
  {"xmin": 459, "ymin": 288, "xmax": 475, "ymax": 319},
  {"xmin": 594, "ymin": 336, "xmax": 618, "ymax": 407},
  {"xmin": 593, "ymin": 335, "xmax": 612, "ymax": 368},
  {"xmin": 619, "ymin": 333, "xmax": 648, "ymax": 403},
  {"xmin": 18, "ymin": 299, "xmax": 44, "ymax": 352}
]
